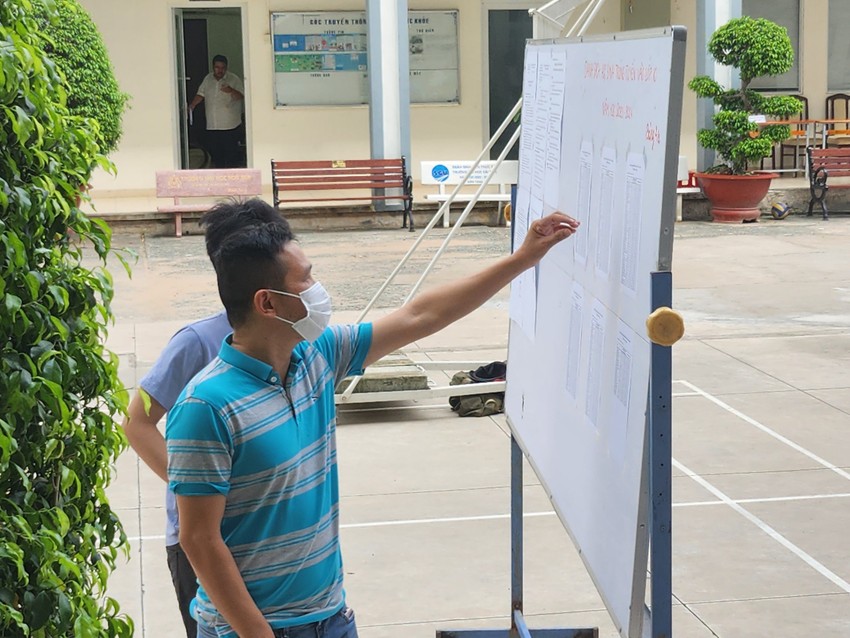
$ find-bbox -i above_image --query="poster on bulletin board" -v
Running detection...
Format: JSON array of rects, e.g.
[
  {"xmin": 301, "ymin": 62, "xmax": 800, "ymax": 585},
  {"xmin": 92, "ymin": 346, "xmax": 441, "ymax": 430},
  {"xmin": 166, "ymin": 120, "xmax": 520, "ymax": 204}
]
[{"xmin": 271, "ymin": 11, "xmax": 459, "ymax": 106}]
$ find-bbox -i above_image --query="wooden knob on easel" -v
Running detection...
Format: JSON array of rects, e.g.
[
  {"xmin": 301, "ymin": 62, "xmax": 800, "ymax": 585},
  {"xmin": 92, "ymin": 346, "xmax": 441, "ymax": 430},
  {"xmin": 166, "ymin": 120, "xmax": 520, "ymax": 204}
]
[{"xmin": 646, "ymin": 307, "xmax": 685, "ymax": 346}]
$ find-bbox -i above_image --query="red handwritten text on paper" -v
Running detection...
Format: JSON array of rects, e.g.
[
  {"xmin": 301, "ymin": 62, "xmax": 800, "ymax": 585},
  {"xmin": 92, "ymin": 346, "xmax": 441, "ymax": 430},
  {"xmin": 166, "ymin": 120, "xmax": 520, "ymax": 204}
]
[
  {"xmin": 584, "ymin": 61, "xmax": 658, "ymax": 83},
  {"xmin": 602, "ymin": 99, "xmax": 633, "ymax": 120},
  {"xmin": 645, "ymin": 122, "xmax": 661, "ymax": 149}
]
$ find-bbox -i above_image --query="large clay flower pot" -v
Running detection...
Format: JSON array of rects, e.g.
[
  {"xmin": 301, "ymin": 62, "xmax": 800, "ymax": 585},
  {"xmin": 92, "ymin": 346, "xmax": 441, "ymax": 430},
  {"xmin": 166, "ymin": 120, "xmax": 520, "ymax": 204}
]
[{"xmin": 694, "ymin": 172, "xmax": 777, "ymax": 223}]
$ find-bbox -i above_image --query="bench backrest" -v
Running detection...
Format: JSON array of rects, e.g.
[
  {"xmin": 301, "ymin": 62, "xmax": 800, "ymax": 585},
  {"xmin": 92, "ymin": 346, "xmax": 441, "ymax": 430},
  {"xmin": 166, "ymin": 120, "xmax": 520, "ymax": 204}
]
[
  {"xmin": 808, "ymin": 147, "xmax": 850, "ymax": 178},
  {"xmin": 420, "ymin": 160, "xmax": 518, "ymax": 186},
  {"xmin": 271, "ymin": 159, "xmax": 408, "ymax": 193},
  {"xmin": 156, "ymin": 169, "xmax": 263, "ymax": 198}
]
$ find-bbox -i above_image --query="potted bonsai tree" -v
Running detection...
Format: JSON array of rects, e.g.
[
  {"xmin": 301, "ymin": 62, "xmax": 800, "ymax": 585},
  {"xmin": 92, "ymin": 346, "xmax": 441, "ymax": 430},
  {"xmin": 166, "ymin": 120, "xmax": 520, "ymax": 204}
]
[{"xmin": 689, "ymin": 16, "xmax": 802, "ymax": 223}]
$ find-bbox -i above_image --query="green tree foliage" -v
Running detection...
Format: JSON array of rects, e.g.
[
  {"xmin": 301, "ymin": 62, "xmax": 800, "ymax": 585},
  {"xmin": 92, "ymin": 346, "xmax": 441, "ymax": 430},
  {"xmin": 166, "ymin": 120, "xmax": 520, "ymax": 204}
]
[
  {"xmin": 0, "ymin": 0, "xmax": 133, "ymax": 635},
  {"xmin": 689, "ymin": 17, "xmax": 802, "ymax": 174},
  {"xmin": 33, "ymin": 0, "xmax": 129, "ymax": 155}
]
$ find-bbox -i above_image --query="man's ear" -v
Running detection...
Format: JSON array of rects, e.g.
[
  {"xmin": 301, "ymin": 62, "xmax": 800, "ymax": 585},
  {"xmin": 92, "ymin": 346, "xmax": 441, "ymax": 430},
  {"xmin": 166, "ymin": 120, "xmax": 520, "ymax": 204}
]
[{"xmin": 254, "ymin": 289, "xmax": 277, "ymax": 318}]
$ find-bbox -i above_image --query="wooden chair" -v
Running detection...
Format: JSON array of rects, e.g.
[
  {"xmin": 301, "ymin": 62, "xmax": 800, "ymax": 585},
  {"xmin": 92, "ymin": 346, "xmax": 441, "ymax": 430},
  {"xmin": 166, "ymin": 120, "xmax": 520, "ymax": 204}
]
[
  {"xmin": 778, "ymin": 94, "xmax": 808, "ymax": 174},
  {"xmin": 824, "ymin": 93, "xmax": 850, "ymax": 148}
]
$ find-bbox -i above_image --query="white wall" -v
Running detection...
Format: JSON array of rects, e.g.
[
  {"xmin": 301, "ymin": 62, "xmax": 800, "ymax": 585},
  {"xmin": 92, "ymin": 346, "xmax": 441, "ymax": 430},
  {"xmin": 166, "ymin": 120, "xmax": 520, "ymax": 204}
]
[
  {"xmin": 78, "ymin": 0, "xmax": 829, "ymax": 211},
  {"xmin": 672, "ymin": 0, "xmax": 698, "ymax": 169},
  {"xmin": 81, "ymin": 0, "xmax": 491, "ymax": 208}
]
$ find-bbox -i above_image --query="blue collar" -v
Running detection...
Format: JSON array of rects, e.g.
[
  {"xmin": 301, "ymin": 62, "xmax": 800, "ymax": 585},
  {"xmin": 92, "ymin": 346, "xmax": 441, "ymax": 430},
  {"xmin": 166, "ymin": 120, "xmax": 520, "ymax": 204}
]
[{"xmin": 219, "ymin": 336, "xmax": 305, "ymax": 386}]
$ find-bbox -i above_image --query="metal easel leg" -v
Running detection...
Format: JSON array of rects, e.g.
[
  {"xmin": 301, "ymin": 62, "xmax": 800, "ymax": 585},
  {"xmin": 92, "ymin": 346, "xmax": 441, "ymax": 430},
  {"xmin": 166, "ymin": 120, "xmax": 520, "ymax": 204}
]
[{"xmin": 649, "ymin": 271, "xmax": 673, "ymax": 638}]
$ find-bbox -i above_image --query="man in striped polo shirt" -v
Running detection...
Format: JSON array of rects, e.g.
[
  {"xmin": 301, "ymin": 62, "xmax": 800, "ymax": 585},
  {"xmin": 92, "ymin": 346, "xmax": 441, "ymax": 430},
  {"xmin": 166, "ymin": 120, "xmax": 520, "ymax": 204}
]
[{"xmin": 167, "ymin": 201, "xmax": 579, "ymax": 638}]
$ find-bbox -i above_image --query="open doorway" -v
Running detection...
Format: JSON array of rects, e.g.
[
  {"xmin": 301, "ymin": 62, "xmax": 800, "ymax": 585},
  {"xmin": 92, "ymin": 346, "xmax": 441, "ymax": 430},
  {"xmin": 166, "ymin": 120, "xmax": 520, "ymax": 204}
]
[
  {"xmin": 487, "ymin": 9, "xmax": 533, "ymax": 160},
  {"xmin": 174, "ymin": 7, "xmax": 247, "ymax": 169}
]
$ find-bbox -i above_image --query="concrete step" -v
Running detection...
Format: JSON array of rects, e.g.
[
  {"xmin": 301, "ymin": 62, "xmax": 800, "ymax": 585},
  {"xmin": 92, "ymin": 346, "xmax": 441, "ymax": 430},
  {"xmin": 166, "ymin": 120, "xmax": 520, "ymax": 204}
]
[{"xmin": 336, "ymin": 352, "xmax": 429, "ymax": 394}]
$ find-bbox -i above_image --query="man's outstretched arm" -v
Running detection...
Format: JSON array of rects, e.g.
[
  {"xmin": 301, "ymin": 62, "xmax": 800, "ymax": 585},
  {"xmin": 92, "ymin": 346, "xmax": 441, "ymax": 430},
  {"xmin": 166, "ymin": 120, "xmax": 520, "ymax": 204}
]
[{"xmin": 365, "ymin": 211, "xmax": 579, "ymax": 367}]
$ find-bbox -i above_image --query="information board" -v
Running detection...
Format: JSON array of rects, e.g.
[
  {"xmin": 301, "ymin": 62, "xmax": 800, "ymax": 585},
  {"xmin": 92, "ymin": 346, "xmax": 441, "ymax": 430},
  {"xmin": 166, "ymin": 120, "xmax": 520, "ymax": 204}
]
[
  {"xmin": 505, "ymin": 28, "xmax": 685, "ymax": 638},
  {"xmin": 271, "ymin": 11, "xmax": 459, "ymax": 106}
]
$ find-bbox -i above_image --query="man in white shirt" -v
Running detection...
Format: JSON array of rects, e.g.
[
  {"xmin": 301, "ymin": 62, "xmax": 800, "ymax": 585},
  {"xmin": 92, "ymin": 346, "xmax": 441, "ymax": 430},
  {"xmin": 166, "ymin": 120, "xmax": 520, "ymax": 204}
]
[{"xmin": 189, "ymin": 54, "xmax": 244, "ymax": 168}]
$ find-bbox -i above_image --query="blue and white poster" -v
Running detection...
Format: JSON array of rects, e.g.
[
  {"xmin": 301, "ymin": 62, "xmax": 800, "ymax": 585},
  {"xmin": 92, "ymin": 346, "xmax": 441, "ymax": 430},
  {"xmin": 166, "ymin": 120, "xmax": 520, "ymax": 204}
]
[{"xmin": 271, "ymin": 11, "xmax": 459, "ymax": 106}]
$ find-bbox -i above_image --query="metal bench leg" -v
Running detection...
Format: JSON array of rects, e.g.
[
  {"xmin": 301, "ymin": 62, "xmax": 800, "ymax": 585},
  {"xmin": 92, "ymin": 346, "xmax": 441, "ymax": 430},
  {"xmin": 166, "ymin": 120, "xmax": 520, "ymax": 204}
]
[
  {"xmin": 404, "ymin": 199, "xmax": 414, "ymax": 232},
  {"xmin": 404, "ymin": 174, "xmax": 414, "ymax": 232},
  {"xmin": 807, "ymin": 167, "xmax": 829, "ymax": 221}
]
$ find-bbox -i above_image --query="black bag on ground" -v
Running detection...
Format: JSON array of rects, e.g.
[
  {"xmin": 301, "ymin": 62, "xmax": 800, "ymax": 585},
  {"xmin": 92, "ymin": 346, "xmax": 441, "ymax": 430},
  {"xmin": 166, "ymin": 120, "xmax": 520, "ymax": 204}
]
[{"xmin": 448, "ymin": 361, "xmax": 507, "ymax": 417}]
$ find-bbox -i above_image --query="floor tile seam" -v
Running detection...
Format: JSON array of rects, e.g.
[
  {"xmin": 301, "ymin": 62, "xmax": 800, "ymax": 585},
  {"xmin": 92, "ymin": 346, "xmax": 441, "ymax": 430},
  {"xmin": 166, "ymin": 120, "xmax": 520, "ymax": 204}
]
[
  {"xmin": 671, "ymin": 466, "xmax": 850, "ymax": 478},
  {"xmin": 676, "ymin": 380, "xmax": 850, "ymax": 483},
  {"xmin": 678, "ymin": 590, "xmax": 850, "ymax": 607},
  {"xmin": 800, "ymin": 387, "xmax": 850, "ymax": 419},
  {"xmin": 692, "ymin": 329, "xmax": 850, "ymax": 342},
  {"xmin": 679, "ymin": 383, "xmax": 850, "ymax": 396},
  {"xmin": 681, "ymin": 343, "xmax": 798, "ymax": 392},
  {"xmin": 353, "ymin": 607, "xmax": 611, "ymax": 629},
  {"xmin": 341, "ymin": 484, "xmax": 541, "ymax": 499},
  {"xmin": 673, "ymin": 491, "xmax": 850, "ymax": 508},
  {"xmin": 407, "ymin": 345, "xmax": 509, "ymax": 356},
  {"xmin": 669, "ymin": 599, "xmax": 719, "ymax": 638},
  {"xmin": 673, "ymin": 385, "xmax": 796, "ymax": 397},
  {"xmin": 673, "ymin": 457, "xmax": 850, "ymax": 595},
  {"xmin": 131, "ymin": 450, "xmax": 147, "ymax": 637}
]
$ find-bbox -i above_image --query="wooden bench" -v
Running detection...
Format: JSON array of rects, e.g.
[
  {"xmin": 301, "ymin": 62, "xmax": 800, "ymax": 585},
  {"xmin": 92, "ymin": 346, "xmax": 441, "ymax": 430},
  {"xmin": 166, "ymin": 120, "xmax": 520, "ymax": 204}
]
[
  {"xmin": 271, "ymin": 158, "xmax": 414, "ymax": 231},
  {"xmin": 155, "ymin": 169, "xmax": 263, "ymax": 237},
  {"xmin": 420, "ymin": 160, "xmax": 517, "ymax": 228},
  {"xmin": 806, "ymin": 146, "xmax": 850, "ymax": 220}
]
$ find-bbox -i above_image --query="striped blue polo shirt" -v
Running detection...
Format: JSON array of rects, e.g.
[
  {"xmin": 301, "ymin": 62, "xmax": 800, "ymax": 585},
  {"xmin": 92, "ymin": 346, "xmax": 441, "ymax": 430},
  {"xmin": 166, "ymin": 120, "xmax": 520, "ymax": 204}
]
[{"xmin": 166, "ymin": 323, "xmax": 372, "ymax": 637}]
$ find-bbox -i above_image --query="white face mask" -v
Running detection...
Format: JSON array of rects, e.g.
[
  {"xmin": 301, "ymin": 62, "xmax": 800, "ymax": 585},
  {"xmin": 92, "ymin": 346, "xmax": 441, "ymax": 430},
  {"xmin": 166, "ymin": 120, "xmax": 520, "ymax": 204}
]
[{"xmin": 267, "ymin": 282, "xmax": 332, "ymax": 342}]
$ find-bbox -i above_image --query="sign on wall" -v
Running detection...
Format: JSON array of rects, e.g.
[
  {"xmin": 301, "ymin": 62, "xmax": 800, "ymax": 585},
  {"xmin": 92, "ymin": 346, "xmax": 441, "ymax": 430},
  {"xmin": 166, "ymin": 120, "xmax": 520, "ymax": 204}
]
[{"xmin": 271, "ymin": 11, "xmax": 459, "ymax": 107}]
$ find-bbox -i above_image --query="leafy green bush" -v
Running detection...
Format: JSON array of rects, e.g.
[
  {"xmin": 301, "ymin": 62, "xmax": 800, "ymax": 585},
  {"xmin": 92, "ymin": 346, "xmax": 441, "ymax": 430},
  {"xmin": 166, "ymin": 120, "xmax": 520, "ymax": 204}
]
[
  {"xmin": 689, "ymin": 16, "xmax": 802, "ymax": 174},
  {"xmin": 0, "ymin": 0, "xmax": 133, "ymax": 635},
  {"xmin": 33, "ymin": 0, "xmax": 128, "ymax": 156}
]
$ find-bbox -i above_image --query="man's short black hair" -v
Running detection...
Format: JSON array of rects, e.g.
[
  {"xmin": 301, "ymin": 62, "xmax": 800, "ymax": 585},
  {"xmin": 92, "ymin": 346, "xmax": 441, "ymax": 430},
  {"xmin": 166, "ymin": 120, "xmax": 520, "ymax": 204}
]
[
  {"xmin": 200, "ymin": 198, "xmax": 293, "ymax": 263},
  {"xmin": 212, "ymin": 54, "xmax": 228, "ymax": 66},
  {"xmin": 213, "ymin": 222, "xmax": 294, "ymax": 328}
]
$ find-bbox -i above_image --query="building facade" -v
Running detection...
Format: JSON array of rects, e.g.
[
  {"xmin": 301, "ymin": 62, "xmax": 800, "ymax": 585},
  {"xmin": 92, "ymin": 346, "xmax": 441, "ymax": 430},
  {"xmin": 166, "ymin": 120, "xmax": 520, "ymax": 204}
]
[{"xmin": 79, "ymin": 0, "xmax": 840, "ymax": 212}]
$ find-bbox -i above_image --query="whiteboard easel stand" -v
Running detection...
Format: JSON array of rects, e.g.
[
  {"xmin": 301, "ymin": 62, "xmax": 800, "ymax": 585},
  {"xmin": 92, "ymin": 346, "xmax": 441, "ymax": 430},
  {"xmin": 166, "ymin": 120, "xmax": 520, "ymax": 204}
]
[{"xmin": 435, "ymin": 272, "xmax": 675, "ymax": 638}]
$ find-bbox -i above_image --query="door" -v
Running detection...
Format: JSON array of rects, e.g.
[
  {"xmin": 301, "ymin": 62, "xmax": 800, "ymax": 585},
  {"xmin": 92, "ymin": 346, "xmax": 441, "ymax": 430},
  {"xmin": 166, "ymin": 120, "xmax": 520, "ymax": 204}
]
[
  {"xmin": 488, "ymin": 10, "xmax": 533, "ymax": 160},
  {"xmin": 173, "ymin": 7, "xmax": 246, "ymax": 169},
  {"xmin": 183, "ymin": 18, "xmax": 210, "ymax": 163},
  {"xmin": 174, "ymin": 10, "xmax": 191, "ymax": 169}
]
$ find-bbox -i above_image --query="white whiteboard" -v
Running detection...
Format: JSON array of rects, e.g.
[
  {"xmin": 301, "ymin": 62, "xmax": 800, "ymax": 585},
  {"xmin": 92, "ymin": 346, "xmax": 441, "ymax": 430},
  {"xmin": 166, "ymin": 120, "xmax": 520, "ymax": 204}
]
[{"xmin": 505, "ymin": 28, "xmax": 686, "ymax": 638}]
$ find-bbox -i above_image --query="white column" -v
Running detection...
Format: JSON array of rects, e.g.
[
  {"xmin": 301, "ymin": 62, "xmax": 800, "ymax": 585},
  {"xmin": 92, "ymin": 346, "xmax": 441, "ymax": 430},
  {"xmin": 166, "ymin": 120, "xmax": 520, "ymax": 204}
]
[
  {"xmin": 696, "ymin": 0, "xmax": 742, "ymax": 170},
  {"xmin": 367, "ymin": 0, "xmax": 411, "ymax": 182}
]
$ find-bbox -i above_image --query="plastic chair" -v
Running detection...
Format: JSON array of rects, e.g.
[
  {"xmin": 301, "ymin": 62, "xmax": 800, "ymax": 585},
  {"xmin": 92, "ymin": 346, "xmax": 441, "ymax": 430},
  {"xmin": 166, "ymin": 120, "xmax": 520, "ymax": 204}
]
[{"xmin": 825, "ymin": 93, "xmax": 850, "ymax": 148}]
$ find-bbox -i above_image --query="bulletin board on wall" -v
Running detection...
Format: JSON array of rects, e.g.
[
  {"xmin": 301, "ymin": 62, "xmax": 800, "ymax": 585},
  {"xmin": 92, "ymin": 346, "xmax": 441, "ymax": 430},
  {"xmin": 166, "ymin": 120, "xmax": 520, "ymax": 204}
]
[{"xmin": 270, "ymin": 10, "xmax": 459, "ymax": 106}]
